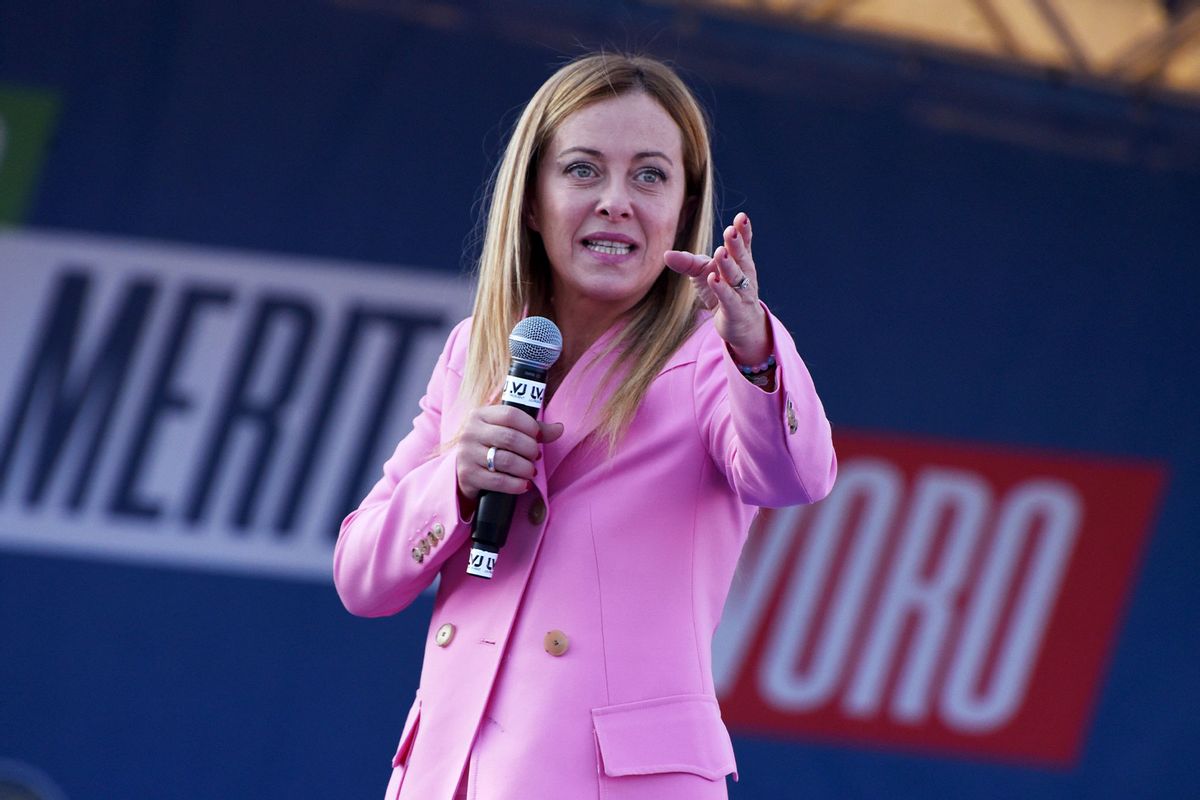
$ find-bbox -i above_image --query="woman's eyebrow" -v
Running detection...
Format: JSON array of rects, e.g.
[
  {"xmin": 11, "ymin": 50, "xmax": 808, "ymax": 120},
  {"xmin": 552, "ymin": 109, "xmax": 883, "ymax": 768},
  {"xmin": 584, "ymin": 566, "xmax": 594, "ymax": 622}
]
[
  {"xmin": 557, "ymin": 146, "xmax": 604, "ymax": 160},
  {"xmin": 556, "ymin": 146, "xmax": 675, "ymax": 166},
  {"xmin": 634, "ymin": 150, "xmax": 674, "ymax": 166}
]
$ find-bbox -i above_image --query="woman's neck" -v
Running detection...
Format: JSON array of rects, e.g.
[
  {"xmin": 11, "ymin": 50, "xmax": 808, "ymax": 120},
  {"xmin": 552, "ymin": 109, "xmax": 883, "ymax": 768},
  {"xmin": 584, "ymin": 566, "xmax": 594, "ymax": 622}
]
[
  {"xmin": 543, "ymin": 295, "xmax": 632, "ymax": 391},
  {"xmin": 552, "ymin": 303, "xmax": 627, "ymax": 371}
]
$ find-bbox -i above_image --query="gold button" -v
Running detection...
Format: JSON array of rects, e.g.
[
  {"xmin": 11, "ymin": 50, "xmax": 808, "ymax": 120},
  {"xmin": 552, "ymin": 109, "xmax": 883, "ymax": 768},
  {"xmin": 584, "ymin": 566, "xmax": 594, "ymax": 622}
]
[
  {"xmin": 431, "ymin": 522, "xmax": 445, "ymax": 541},
  {"xmin": 426, "ymin": 533, "xmax": 438, "ymax": 549},
  {"xmin": 786, "ymin": 396, "xmax": 798, "ymax": 435},
  {"xmin": 417, "ymin": 538, "xmax": 431, "ymax": 556},
  {"xmin": 411, "ymin": 547, "xmax": 424, "ymax": 564},
  {"xmin": 435, "ymin": 623, "xmax": 455, "ymax": 647},
  {"xmin": 528, "ymin": 499, "xmax": 546, "ymax": 525},
  {"xmin": 543, "ymin": 629, "xmax": 569, "ymax": 657}
]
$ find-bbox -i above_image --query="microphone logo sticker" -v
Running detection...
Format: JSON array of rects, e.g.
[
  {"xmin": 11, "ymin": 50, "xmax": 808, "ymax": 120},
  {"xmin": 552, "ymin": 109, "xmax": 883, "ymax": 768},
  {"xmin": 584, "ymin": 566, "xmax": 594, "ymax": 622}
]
[
  {"xmin": 467, "ymin": 547, "xmax": 498, "ymax": 579},
  {"xmin": 503, "ymin": 376, "xmax": 546, "ymax": 408}
]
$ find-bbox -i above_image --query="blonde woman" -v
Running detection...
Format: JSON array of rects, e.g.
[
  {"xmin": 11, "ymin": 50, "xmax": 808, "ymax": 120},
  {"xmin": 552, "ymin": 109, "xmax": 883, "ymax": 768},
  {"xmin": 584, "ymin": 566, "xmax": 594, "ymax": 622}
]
[{"xmin": 334, "ymin": 52, "xmax": 837, "ymax": 800}]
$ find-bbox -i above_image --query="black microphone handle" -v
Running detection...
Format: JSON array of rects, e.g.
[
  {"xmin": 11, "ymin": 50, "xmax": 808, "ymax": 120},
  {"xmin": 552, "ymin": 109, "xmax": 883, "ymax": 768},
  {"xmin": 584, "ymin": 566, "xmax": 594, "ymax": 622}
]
[{"xmin": 467, "ymin": 361, "xmax": 547, "ymax": 579}]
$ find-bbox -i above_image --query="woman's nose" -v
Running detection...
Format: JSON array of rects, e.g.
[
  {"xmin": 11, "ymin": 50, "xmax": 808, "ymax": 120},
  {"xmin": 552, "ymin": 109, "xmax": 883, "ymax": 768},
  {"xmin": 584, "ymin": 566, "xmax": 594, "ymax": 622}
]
[{"xmin": 596, "ymin": 182, "xmax": 632, "ymax": 219}]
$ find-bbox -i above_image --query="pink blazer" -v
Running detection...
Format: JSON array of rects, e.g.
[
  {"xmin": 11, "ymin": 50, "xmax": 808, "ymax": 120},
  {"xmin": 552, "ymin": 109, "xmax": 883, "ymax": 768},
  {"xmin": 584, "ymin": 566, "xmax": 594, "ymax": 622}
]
[{"xmin": 334, "ymin": 308, "xmax": 836, "ymax": 800}]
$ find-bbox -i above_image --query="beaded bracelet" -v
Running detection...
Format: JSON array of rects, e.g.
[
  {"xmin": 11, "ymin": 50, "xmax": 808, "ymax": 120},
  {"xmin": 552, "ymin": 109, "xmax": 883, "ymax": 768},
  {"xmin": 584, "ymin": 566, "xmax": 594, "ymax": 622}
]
[
  {"xmin": 737, "ymin": 353, "xmax": 776, "ymax": 376},
  {"xmin": 738, "ymin": 353, "xmax": 776, "ymax": 388}
]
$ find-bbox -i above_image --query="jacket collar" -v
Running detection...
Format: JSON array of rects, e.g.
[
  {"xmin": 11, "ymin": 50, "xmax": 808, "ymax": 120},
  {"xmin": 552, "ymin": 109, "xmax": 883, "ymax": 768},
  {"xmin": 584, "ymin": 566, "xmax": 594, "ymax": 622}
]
[
  {"xmin": 535, "ymin": 315, "xmax": 703, "ymax": 488},
  {"xmin": 538, "ymin": 321, "xmax": 625, "ymax": 484}
]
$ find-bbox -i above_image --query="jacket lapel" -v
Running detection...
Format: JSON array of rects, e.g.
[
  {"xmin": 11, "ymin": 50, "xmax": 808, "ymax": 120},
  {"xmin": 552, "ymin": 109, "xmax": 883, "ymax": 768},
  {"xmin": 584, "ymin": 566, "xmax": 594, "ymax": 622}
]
[
  {"xmin": 537, "ymin": 318, "xmax": 703, "ymax": 488},
  {"xmin": 539, "ymin": 325, "xmax": 627, "ymax": 484}
]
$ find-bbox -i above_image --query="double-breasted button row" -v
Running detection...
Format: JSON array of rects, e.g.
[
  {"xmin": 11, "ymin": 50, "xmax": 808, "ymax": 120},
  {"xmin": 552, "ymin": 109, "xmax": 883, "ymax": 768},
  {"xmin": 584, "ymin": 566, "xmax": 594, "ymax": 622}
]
[
  {"xmin": 411, "ymin": 521, "xmax": 447, "ymax": 563},
  {"xmin": 432, "ymin": 623, "xmax": 568, "ymax": 655}
]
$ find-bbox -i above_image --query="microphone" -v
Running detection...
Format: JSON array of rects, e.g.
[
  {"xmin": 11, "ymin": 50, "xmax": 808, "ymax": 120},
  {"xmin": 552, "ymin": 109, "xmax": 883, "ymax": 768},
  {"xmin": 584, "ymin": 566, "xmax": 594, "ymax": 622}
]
[{"xmin": 467, "ymin": 316, "xmax": 563, "ymax": 579}]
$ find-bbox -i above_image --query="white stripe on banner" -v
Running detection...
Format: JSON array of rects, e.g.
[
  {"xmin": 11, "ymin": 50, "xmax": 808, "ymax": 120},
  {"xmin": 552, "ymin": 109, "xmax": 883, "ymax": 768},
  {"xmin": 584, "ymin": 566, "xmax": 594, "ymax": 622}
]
[{"xmin": 0, "ymin": 229, "xmax": 472, "ymax": 581}]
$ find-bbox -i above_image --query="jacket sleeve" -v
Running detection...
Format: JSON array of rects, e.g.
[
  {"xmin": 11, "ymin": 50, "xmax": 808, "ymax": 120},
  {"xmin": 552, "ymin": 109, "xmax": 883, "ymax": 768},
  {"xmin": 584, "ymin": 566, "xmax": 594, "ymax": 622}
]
[
  {"xmin": 693, "ymin": 304, "xmax": 837, "ymax": 508},
  {"xmin": 333, "ymin": 319, "xmax": 473, "ymax": 617}
]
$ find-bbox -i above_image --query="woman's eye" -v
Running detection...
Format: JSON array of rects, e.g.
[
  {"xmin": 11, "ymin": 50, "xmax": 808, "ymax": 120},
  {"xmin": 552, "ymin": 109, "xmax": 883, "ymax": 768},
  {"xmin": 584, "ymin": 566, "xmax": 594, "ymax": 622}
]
[
  {"xmin": 566, "ymin": 163, "xmax": 596, "ymax": 179},
  {"xmin": 635, "ymin": 168, "xmax": 666, "ymax": 184}
]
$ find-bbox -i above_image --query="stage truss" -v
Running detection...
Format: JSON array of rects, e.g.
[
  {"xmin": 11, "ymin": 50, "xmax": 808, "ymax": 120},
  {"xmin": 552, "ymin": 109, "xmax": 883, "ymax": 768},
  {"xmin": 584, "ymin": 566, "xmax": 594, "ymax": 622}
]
[{"xmin": 657, "ymin": 0, "xmax": 1200, "ymax": 104}]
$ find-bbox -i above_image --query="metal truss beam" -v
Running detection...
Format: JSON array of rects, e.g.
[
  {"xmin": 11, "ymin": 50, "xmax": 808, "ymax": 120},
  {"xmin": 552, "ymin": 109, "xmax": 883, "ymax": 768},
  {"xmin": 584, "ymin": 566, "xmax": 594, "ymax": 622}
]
[{"xmin": 653, "ymin": 0, "xmax": 1200, "ymax": 103}]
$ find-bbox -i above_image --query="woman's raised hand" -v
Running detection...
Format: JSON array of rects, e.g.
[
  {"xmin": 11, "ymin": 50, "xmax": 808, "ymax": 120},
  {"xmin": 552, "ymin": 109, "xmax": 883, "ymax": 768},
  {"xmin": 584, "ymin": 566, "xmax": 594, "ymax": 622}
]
[
  {"xmin": 664, "ymin": 212, "xmax": 771, "ymax": 365},
  {"xmin": 456, "ymin": 405, "xmax": 564, "ymax": 511}
]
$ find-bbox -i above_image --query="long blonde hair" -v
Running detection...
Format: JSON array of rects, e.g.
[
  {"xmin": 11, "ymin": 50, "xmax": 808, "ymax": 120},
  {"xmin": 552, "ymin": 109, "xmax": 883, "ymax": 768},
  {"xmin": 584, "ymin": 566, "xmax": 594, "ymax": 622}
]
[{"xmin": 461, "ymin": 52, "xmax": 715, "ymax": 446}]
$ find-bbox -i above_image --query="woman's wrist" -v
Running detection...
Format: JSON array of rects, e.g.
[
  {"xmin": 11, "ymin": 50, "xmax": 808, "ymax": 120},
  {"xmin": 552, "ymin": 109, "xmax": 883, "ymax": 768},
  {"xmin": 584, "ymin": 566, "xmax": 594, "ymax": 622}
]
[
  {"xmin": 738, "ymin": 356, "xmax": 776, "ymax": 390},
  {"xmin": 736, "ymin": 353, "xmax": 775, "ymax": 375},
  {"xmin": 728, "ymin": 309, "xmax": 776, "ymax": 390},
  {"xmin": 725, "ymin": 304, "xmax": 772, "ymax": 365},
  {"xmin": 457, "ymin": 485, "xmax": 478, "ymax": 520}
]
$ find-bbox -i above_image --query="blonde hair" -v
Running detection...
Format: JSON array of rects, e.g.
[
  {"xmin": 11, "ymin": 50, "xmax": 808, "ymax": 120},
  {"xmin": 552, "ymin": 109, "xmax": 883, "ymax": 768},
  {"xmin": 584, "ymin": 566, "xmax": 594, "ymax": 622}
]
[{"xmin": 461, "ymin": 52, "xmax": 715, "ymax": 446}]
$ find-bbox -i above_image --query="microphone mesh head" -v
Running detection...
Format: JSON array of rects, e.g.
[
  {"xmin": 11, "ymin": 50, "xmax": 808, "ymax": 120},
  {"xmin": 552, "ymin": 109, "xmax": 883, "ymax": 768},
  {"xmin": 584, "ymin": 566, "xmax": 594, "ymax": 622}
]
[{"xmin": 509, "ymin": 316, "xmax": 563, "ymax": 369}]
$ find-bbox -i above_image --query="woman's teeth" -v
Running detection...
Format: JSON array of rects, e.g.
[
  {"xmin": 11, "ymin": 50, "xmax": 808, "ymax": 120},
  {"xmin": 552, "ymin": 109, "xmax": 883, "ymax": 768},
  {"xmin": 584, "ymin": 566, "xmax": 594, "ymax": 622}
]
[{"xmin": 585, "ymin": 240, "xmax": 633, "ymax": 255}]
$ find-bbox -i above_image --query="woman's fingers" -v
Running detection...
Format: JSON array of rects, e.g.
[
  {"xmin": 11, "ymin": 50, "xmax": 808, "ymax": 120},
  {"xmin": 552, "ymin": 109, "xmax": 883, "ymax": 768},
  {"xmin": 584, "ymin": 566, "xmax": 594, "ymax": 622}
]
[
  {"xmin": 705, "ymin": 268, "xmax": 740, "ymax": 308},
  {"xmin": 478, "ymin": 422, "xmax": 539, "ymax": 463},
  {"xmin": 707, "ymin": 247, "xmax": 755, "ymax": 309},
  {"xmin": 539, "ymin": 420, "xmax": 565, "ymax": 444},
  {"xmin": 478, "ymin": 406, "xmax": 541, "ymax": 456},
  {"xmin": 707, "ymin": 213, "xmax": 771, "ymax": 361},
  {"xmin": 712, "ymin": 245, "xmax": 746, "ymax": 290},
  {"xmin": 734, "ymin": 211, "xmax": 752, "ymax": 251},
  {"xmin": 664, "ymin": 249, "xmax": 710, "ymax": 277},
  {"xmin": 472, "ymin": 456, "xmax": 533, "ymax": 494},
  {"xmin": 665, "ymin": 249, "xmax": 719, "ymax": 310},
  {"xmin": 483, "ymin": 441, "xmax": 537, "ymax": 478},
  {"xmin": 665, "ymin": 214, "xmax": 758, "ymax": 333},
  {"xmin": 459, "ymin": 450, "xmax": 531, "ymax": 498},
  {"xmin": 723, "ymin": 223, "xmax": 756, "ymax": 284},
  {"xmin": 456, "ymin": 405, "xmax": 548, "ymax": 500},
  {"xmin": 667, "ymin": 212, "xmax": 754, "ymax": 281}
]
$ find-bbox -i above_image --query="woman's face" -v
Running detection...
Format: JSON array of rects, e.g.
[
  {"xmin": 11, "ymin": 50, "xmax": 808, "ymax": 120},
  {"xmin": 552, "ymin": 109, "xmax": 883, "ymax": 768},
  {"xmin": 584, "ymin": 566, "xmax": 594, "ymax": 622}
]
[{"xmin": 530, "ymin": 92, "xmax": 688, "ymax": 320}]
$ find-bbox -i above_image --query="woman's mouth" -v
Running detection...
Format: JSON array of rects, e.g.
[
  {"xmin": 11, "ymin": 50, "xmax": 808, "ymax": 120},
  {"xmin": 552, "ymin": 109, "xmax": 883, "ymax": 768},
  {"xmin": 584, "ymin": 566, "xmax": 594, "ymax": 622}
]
[{"xmin": 583, "ymin": 239, "xmax": 635, "ymax": 256}]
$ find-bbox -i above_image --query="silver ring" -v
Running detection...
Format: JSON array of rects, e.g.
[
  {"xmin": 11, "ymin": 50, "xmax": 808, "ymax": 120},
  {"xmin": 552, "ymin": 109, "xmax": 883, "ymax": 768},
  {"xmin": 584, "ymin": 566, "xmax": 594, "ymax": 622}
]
[
  {"xmin": 486, "ymin": 446, "xmax": 498, "ymax": 472},
  {"xmin": 733, "ymin": 275, "xmax": 751, "ymax": 291}
]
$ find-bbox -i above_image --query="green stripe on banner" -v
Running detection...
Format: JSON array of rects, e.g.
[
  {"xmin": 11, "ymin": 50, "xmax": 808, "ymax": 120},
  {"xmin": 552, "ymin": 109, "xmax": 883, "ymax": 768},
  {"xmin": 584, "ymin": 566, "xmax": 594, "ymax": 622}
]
[{"xmin": 0, "ymin": 84, "xmax": 60, "ymax": 225}]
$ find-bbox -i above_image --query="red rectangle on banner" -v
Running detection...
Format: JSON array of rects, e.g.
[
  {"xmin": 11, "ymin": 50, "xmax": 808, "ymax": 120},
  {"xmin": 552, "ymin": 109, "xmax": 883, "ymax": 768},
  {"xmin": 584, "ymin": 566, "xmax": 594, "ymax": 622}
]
[{"xmin": 715, "ymin": 430, "xmax": 1166, "ymax": 766}]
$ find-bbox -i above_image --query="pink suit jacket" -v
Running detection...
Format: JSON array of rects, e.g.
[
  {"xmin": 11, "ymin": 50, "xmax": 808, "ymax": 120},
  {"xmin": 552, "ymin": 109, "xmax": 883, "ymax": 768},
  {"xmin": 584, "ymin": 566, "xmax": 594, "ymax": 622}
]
[{"xmin": 334, "ymin": 307, "xmax": 836, "ymax": 800}]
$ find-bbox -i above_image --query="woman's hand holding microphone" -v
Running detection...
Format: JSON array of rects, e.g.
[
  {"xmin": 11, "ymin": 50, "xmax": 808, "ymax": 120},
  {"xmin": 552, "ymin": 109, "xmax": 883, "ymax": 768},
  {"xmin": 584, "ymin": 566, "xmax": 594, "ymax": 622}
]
[{"xmin": 456, "ymin": 406, "xmax": 564, "ymax": 514}]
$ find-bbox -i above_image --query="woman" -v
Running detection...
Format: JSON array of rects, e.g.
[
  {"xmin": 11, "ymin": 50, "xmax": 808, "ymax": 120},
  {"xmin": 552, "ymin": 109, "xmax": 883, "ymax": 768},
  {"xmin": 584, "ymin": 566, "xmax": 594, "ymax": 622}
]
[{"xmin": 334, "ymin": 52, "xmax": 837, "ymax": 800}]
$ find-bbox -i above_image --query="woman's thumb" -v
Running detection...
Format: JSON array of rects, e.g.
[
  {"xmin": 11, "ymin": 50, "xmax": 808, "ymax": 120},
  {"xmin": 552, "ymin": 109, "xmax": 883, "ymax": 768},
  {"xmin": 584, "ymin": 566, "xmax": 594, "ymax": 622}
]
[{"xmin": 539, "ymin": 421, "xmax": 565, "ymax": 443}]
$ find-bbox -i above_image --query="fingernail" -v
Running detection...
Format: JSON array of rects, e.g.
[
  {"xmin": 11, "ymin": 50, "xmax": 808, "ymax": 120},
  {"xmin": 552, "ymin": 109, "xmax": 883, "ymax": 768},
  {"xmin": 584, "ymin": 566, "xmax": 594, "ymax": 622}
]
[{"xmin": 536, "ymin": 430, "xmax": 543, "ymax": 442}]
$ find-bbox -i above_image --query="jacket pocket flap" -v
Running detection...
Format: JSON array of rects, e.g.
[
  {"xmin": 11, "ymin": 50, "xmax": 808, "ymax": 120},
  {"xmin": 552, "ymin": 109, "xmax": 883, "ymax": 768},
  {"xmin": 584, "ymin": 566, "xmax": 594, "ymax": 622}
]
[
  {"xmin": 391, "ymin": 697, "xmax": 422, "ymax": 768},
  {"xmin": 592, "ymin": 694, "xmax": 736, "ymax": 781}
]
